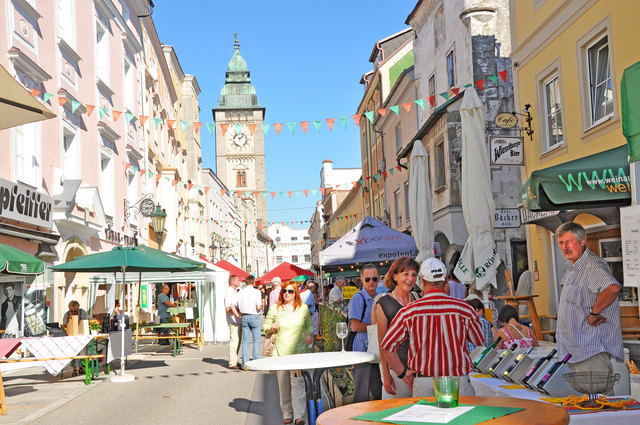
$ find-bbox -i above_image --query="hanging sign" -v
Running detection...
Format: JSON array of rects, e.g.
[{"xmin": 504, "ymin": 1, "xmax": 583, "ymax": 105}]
[
  {"xmin": 141, "ymin": 285, "xmax": 148, "ymax": 309},
  {"xmin": 489, "ymin": 136, "xmax": 524, "ymax": 166},
  {"xmin": 494, "ymin": 113, "xmax": 518, "ymax": 129},
  {"xmin": 494, "ymin": 209, "xmax": 521, "ymax": 229}
]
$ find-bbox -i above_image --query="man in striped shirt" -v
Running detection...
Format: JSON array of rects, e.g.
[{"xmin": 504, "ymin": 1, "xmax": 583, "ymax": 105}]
[
  {"xmin": 381, "ymin": 258, "xmax": 484, "ymax": 397},
  {"xmin": 556, "ymin": 222, "xmax": 623, "ymax": 390}
]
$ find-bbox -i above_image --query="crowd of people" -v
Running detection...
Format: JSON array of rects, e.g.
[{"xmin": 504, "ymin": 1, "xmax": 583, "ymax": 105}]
[{"xmin": 222, "ymin": 221, "xmax": 625, "ymax": 424}]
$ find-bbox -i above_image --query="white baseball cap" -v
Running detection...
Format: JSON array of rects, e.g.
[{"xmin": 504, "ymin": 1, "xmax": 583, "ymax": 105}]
[
  {"xmin": 272, "ymin": 277, "xmax": 282, "ymax": 285},
  {"xmin": 419, "ymin": 258, "xmax": 447, "ymax": 282}
]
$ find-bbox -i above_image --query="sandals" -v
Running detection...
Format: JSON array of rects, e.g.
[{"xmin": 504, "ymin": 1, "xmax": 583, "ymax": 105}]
[
  {"xmin": 283, "ymin": 420, "xmax": 293, "ymax": 424},
  {"xmin": 294, "ymin": 420, "xmax": 305, "ymax": 425}
]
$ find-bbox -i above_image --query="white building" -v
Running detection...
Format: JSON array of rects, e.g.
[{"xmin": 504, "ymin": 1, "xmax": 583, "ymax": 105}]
[{"xmin": 268, "ymin": 223, "xmax": 312, "ymax": 271}]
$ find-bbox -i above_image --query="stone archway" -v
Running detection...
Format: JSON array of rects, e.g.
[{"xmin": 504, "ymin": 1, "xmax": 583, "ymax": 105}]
[{"xmin": 58, "ymin": 239, "xmax": 89, "ymax": 320}]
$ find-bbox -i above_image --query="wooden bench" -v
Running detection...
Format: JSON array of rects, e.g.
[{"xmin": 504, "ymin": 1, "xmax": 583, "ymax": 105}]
[
  {"xmin": 136, "ymin": 323, "xmax": 192, "ymax": 356},
  {"xmin": 0, "ymin": 354, "xmax": 104, "ymax": 416}
]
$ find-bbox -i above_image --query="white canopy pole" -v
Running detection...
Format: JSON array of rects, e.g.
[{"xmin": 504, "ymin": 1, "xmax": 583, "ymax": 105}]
[{"xmin": 111, "ymin": 266, "xmax": 134, "ymax": 383}]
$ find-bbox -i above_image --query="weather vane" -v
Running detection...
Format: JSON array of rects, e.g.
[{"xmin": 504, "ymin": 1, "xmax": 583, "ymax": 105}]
[{"xmin": 234, "ymin": 32, "xmax": 238, "ymax": 42}]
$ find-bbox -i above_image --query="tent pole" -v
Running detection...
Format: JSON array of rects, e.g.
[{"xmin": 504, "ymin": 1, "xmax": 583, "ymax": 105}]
[{"xmin": 135, "ymin": 273, "xmax": 142, "ymax": 354}]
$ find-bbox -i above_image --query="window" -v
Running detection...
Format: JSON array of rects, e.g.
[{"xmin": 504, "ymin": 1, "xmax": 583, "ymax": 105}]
[
  {"xmin": 428, "ymin": 74, "xmax": 436, "ymax": 101},
  {"xmin": 57, "ymin": 0, "xmax": 74, "ymax": 46},
  {"xmin": 434, "ymin": 6, "xmax": 445, "ymax": 48},
  {"xmin": 543, "ymin": 75, "xmax": 564, "ymax": 149},
  {"xmin": 303, "ymin": 236, "xmax": 310, "ymax": 240},
  {"xmin": 276, "ymin": 256, "xmax": 283, "ymax": 264},
  {"xmin": 291, "ymin": 237, "xmax": 298, "ymax": 241},
  {"xmin": 292, "ymin": 255, "xmax": 299, "ymax": 263},
  {"xmin": 236, "ymin": 170, "xmax": 247, "ymax": 187},
  {"xmin": 62, "ymin": 126, "xmax": 80, "ymax": 179},
  {"xmin": 100, "ymin": 151, "xmax": 114, "ymax": 216},
  {"xmin": 394, "ymin": 188, "xmax": 401, "ymax": 227},
  {"xmin": 123, "ymin": 56, "xmax": 135, "ymax": 112},
  {"xmin": 304, "ymin": 254, "xmax": 311, "ymax": 263},
  {"xmin": 588, "ymin": 36, "xmax": 613, "ymax": 124},
  {"xmin": 13, "ymin": 123, "xmax": 40, "ymax": 187},
  {"xmin": 446, "ymin": 50, "xmax": 455, "ymax": 88},
  {"xmin": 403, "ymin": 181, "xmax": 410, "ymax": 221},
  {"xmin": 395, "ymin": 125, "xmax": 402, "ymax": 152},
  {"xmin": 435, "ymin": 141, "xmax": 446, "ymax": 189},
  {"xmin": 95, "ymin": 20, "xmax": 109, "ymax": 84},
  {"xmin": 127, "ymin": 167, "xmax": 138, "ymax": 225}
]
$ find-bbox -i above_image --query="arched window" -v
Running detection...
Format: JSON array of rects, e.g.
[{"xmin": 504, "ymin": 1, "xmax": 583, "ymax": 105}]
[{"xmin": 237, "ymin": 170, "xmax": 247, "ymax": 187}]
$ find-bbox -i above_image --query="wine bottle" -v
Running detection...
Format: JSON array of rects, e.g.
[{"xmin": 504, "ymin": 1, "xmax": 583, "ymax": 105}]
[
  {"xmin": 488, "ymin": 343, "xmax": 518, "ymax": 374},
  {"xmin": 521, "ymin": 348, "xmax": 557, "ymax": 386},
  {"xmin": 473, "ymin": 336, "xmax": 503, "ymax": 368},
  {"xmin": 503, "ymin": 347, "xmax": 535, "ymax": 378},
  {"xmin": 536, "ymin": 353, "xmax": 572, "ymax": 391}
]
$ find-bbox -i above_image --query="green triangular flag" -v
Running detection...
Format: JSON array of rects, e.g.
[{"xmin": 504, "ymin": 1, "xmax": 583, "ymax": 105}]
[
  {"xmin": 338, "ymin": 116, "xmax": 348, "ymax": 129},
  {"xmin": 488, "ymin": 75, "xmax": 498, "ymax": 84},
  {"xmin": 234, "ymin": 124, "xmax": 243, "ymax": 135},
  {"xmin": 279, "ymin": 192, "xmax": 285, "ymax": 198},
  {"xmin": 311, "ymin": 189, "xmax": 317, "ymax": 196},
  {"xmin": 260, "ymin": 124, "xmax": 270, "ymax": 135},
  {"xmin": 390, "ymin": 105, "xmax": 400, "ymax": 115},
  {"xmin": 43, "ymin": 92, "xmax": 53, "ymax": 103},
  {"xmin": 415, "ymin": 99, "xmax": 425, "ymax": 109},
  {"xmin": 373, "ymin": 174, "xmax": 380, "ymax": 182},
  {"xmin": 262, "ymin": 192, "xmax": 268, "ymax": 198},
  {"xmin": 132, "ymin": 166, "xmax": 139, "ymax": 173},
  {"xmin": 312, "ymin": 120, "xmax": 322, "ymax": 132},
  {"xmin": 99, "ymin": 107, "xmax": 108, "ymax": 118},
  {"xmin": 71, "ymin": 100, "xmax": 81, "ymax": 114},
  {"xmin": 439, "ymin": 92, "xmax": 450, "ymax": 101},
  {"xmin": 180, "ymin": 120, "xmax": 189, "ymax": 132},
  {"xmin": 153, "ymin": 117, "xmax": 162, "ymax": 129},
  {"xmin": 464, "ymin": 84, "xmax": 472, "ymax": 88},
  {"xmin": 244, "ymin": 191, "xmax": 252, "ymax": 198},
  {"xmin": 358, "ymin": 179, "xmax": 364, "ymax": 185},
  {"xmin": 389, "ymin": 168, "xmax": 395, "ymax": 175},
  {"xmin": 125, "ymin": 112, "xmax": 135, "ymax": 123},
  {"xmin": 207, "ymin": 123, "xmax": 215, "ymax": 135},
  {"xmin": 364, "ymin": 111, "xmax": 375, "ymax": 123},
  {"xmin": 287, "ymin": 122, "xmax": 296, "ymax": 134},
  {"xmin": 295, "ymin": 191, "xmax": 301, "ymax": 197}
]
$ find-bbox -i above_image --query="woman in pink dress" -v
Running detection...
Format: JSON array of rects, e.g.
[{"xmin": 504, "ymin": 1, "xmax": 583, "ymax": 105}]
[{"xmin": 494, "ymin": 305, "xmax": 539, "ymax": 350}]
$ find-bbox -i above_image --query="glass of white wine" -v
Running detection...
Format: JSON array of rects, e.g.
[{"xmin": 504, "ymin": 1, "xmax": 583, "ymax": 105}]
[{"xmin": 336, "ymin": 322, "xmax": 348, "ymax": 352}]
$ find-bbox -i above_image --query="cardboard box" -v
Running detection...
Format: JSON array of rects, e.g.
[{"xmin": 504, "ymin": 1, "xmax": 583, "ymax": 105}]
[{"xmin": 66, "ymin": 316, "xmax": 89, "ymax": 336}]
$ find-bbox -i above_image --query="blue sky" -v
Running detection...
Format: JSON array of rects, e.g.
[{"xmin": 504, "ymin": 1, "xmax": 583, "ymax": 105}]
[{"xmin": 152, "ymin": 1, "xmax": 414, "ymax": 226}]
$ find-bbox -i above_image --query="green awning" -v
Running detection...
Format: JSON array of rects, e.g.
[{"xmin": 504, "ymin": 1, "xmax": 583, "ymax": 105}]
[
  {"xmin": 622, "ymin": 61, "xmax": 640, "ymax": 162},
  {"xmin": 519, "ymin": 145, "xmax": 631, "ymax": 212},
  {"xmin": 0, "ymin": 244, "xmax": 44, "ymax": 275}
]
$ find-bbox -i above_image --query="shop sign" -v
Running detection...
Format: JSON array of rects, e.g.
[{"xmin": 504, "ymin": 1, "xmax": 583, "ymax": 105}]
[
  {"xmin": 0, "ymin": 177, "xmax": 53, "ymax": 229},
  {"xmin": 489, "ymin": 136, "xmax": 524, "ymax": 166},
  {"xmin": 494, "ymin": 113, "xmax": 518, "ymax": 129},
  {"xmin": 519, "ymin": 208, "xmax": 559, "ymax": 224},
  {"xmin": 104, "ymin": 226, "xmax": 137, "ymax": 246},
  {"xmin": 494, "ymin": 209, "xmax": 521, "ymax": 228}
]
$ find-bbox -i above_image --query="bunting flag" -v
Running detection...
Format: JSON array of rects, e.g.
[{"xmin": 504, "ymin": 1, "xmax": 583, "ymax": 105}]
[
  {"xmin": 247, "ymin": 123, "xmax": 257, "ymax": 135},
  {"xmin": 475, "ymin": 79, "xmax": 484, "ymax": 91},
  {"xmin": 488, "ymin": 75, "xmax": 498, "ymax": 85},
  {"xmin": 390, "ymin": 105, "xmax": 400, "ymax": 116},
  {"xmin": 112, "ymin": 110, "xmax": 122, "ymax": 122},
  {"xmin": 312, "ymin": 120, "xmax": 322, "ymax": 132},
  {"xmin": 377, "ymin": 108, "xmax": 387, "ymax": 117},
  {"xmin": 71, "ymin": 100, "xmax": 82, "ymax": 114},
  {"xmin": 207, "ymin": 123, "xmax": 215, "ymax": 135},
  {"xmin": 58, "ymin": 97, "xmax": 68, "ymax": 106},
  {"xmin": 99, "ymin": 107, "xmax": 108, "ymax": 118},
  {"xmin": 499, "ymin": 70, "xmax": 508, "ymax": 82},
  {"xmin": 125, "ymin": 112, "xmax": 135, "ymax": 123},
  {"xmin": 339, "ymin": 116, "xmax": 348, "ymax": 129},
  {"xmin": 180, "ymin": 120, "xmax": 189, "ymax": 132},
  {"xmin": 352, "ymin": 114, "xmax": 361, "ymax": 126},
  {"xmin": 166, "ymin": 119, "xmax": 175, "ymax": 129},
  {"xmin": 326, "ymin": 118, "xmax": 335, "ymax": 130},
  {"xmin": 234, "ymin": 124, "xmax": 243, "ymax": 135},
  {"xmin": 139, "ymin": 115, "xmax": 149, "ymax": 126},
  {"xmin": 31, "ymin": 88, "xmax": 41, "ymax": 98},
  {"xmin": 401, "ymin": 102, "xmax": 412, "ymax": 113},
  {"xmin": 415, "ymin": 99, "xmax": 425, "ymax": 109},
  {"xmin": 153, "ymin": 117, "xmax": 162, "ymax": 129},
  {"xmin": 43, "ymin": 93, "xmax": 53, "ymax": 103},
  {"xmin": 287, "ymin": 122, "xmax": 296, "ymax": 134},
  {"xmin": 193, "ymin": 122, "xmax": 203, "ymax": 133},
  {"xmin": 274, "ymin": 123, "xmax": 283, "ymax": 135},
  {"xmin": 260, "ymin": 123, "xmax": 270, "ymax": 135},
  {"xmin": 300, "ymin": 121, "xmax": 309, "ymax": 134},
  {"xmin": 220, "ymin": 123, "xmax": 229, "ymax": 135},
  {"xmin": 364, "ymin": 111, "xmax": 375, "ymax": 123}
]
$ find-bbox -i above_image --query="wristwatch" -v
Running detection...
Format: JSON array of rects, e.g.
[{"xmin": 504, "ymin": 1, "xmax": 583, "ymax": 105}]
[
  {"xmin": 589, "ymin": 307, "xmax": 601, "ymax": 316},
  {"xmin": 397, "ymin": 368, "xmax": 407, "ymax": 379}
]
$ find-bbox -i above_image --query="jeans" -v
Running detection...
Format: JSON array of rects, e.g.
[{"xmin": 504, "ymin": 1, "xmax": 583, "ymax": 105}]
[
  {"xmin": 241, "ymin": 314, "xmax": 262, "ymax": 364},
  {"xmin": 159, "ymin": 316, "xmax": 170, "ymax": 345}
]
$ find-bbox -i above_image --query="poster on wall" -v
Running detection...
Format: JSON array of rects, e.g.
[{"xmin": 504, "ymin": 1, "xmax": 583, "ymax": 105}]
[
  {"xmin": 23, "ymin": 284, "xmax": 49, "ymax": 336},
  {"xmin": 0, "ymin": 282, "xmax": 23, "ymax": 337}
]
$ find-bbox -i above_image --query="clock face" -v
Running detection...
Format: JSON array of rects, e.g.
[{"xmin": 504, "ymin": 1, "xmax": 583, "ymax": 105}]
[{"xmin": 231, "ymin": 130, "xmax": 249, "ymax": 149}]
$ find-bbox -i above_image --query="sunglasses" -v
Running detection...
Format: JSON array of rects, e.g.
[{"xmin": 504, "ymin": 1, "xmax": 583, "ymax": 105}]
[
  {"xmin": 282, "ymin": 289, "xmax": 296, "ymax": 294},
  {"xmin": 364, "ymin": 277, "xmax": 379, "ymax": 283}
]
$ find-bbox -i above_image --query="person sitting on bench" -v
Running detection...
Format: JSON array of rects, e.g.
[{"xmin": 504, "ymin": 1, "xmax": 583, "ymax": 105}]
[{"xmin": 61, "ymin": 300, "xmax": 90, "ymax": 376}]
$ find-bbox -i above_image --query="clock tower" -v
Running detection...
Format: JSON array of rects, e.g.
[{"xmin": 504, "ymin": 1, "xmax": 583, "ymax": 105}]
[{"xmin": 213, "ymin": 37, "xmax": 267, "ymax": 226}]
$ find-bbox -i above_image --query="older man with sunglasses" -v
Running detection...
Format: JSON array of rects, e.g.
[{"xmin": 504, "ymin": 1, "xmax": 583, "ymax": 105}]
[{"xmin": 348, "ymin": 263, "xmax": 383, "ymax": 402}]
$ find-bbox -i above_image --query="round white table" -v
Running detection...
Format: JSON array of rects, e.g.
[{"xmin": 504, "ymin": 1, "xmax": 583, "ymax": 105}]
[{"xmin": 245, "ymin": 351, "xmax": 376, "ymax": 425}]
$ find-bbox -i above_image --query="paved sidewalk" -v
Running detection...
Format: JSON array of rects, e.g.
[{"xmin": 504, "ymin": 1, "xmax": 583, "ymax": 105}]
[{"xmin": 0, "ymin": 342, "xmax": 285, "ymax": 424}]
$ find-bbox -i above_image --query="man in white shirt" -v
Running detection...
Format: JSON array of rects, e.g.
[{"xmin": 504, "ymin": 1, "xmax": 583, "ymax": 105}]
[
  {"xmin": 237, "ymin": 275, "xmax": 263, "ymax": 368},
  {"xmin": 328, "ymin": 278, "xmax": 345, "ymax": 303},
  {"xmin": 225, "ymin": 275, "xmax": 242, "ymax": 369}
]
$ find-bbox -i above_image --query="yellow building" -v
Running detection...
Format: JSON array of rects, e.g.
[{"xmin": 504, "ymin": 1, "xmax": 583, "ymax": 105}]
[
  {"xmin": 511, "ymin": 0, "xmax": 639, "ymax": 329},
  {"xmin": 329, "ymin": 182, "xmax": 363, "ymax": 240}
]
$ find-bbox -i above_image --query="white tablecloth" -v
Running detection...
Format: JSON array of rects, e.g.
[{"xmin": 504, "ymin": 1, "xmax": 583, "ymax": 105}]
[
  {"xmin": 245, "ymin": 351, "xmax": 376, "ymax": 371},
  {"xmin": 20, "ymin": 336, "xmax": 93, "ymax": 375},
  {"xmin": 470, "ymin": 373, "xmax": 640, "ymax": 425}
]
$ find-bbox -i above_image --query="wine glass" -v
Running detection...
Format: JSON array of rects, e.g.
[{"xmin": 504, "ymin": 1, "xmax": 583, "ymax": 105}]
[{"xmin": 336, "ymin": 322, "xmax": 348, "ymax": 352}]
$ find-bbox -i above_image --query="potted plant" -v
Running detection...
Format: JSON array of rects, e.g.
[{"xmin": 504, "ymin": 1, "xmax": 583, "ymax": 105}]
[{"xmin": 89, "ymin": 319, "xmax": 102, "ymax": 335}]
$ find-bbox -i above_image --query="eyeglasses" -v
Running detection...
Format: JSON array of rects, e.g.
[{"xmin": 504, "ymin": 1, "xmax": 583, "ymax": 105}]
[
  {"xmin": 364, "ymin": 277, "xmax": 379, "ymax": 283},
  {"xmin": 282, "ymin": 289, "xmax": 296, "ymax": 294}
]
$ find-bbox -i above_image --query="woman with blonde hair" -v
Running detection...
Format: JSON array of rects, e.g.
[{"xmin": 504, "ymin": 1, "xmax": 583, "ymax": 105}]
[
  {"xmin": 263, "ymin": 281, "xmax": 313, "ymax": 425},
  {"xmin": 375, "ymin": 256, "xmax": 420, "ymax": 399}
]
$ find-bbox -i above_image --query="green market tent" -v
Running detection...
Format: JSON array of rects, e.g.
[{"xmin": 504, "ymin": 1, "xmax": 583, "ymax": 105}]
[
  {"xmin": 290, "ymin": 274, "xmax": 311, "ymax": 282},
  {"xmin": 519, "ymin": 145, "xmax": 631, "ymax": 212},
  {"xmin": 0, "ymin": 244, "xmax": 44, "ymax": 275},
  {"xmin": 622, "ymin": 61, "xmax": 640, "ymax": 162}
]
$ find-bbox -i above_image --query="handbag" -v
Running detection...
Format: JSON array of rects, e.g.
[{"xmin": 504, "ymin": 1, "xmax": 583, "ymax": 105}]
[{"xmin": 262, "ymin": 310, "xmax": 279, "ymax": 357}]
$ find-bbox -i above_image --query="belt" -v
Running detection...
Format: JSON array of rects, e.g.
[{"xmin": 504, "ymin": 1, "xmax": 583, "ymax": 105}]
[{"xmin": 241, "ymin": 313, "xmax": 258, "ymax": 316}]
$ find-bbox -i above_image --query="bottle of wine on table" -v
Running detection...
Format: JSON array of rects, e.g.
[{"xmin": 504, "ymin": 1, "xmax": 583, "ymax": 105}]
[
  {"xmin": 521, "ymin": 348, "xmax": 557, "ymax": 386},
  {"xmin": 503, "ymin": 347, "xmax": 535, "ymax": 378},
  {"xmin": 536, "ymin": 353, "xmax": 572, "ymax": 391},
  {"xmin": 473, "ymin": 337, "xmax": 502, "ymax": 368},
  {"xmin": 488, "ymin": 343, "xmax": 518, "ymax": 375}
]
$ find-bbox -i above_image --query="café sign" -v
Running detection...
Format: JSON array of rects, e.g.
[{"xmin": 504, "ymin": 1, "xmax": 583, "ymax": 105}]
[
  {"xmin": 494, "ymin": 113, "xmax": 518, "ymax": 129},
  {"xmin": 494, "ymin": 208, "xmax": 521, "ymax": 229},
  {"xmin": 0, "ymin": 177, "xmax": 53, "ymax": 229},
  {"xmin": 490, "ymin": 136, "xmax": 524, "ymax": 166}
]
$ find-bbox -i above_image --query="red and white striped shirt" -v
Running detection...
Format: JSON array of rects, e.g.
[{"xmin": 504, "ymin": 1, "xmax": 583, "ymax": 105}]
[{"xmin": 381, "ymin": 289, "xmax": 483, "ymax": 377}]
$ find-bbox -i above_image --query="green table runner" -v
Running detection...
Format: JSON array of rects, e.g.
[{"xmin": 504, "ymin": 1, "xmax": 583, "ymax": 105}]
[{"xmin": 352, "ymin": 399, "xmax": 523, "ymax": 425}]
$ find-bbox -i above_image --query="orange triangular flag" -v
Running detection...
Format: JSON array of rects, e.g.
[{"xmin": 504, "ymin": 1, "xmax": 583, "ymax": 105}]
[
  {"xmin": 172, "ymin": 179, "xmax": 178, "ymax": 187},
  {"xmin": 377, "ymin": 108, "xmax": 387, "ymax": 117},
  {"xmin": 188, "ymin": 183, "xmax": 194, "ymax": 190},
  {"xmin": 193, "ymin": 122, "xmax": 202, "ymax": 133},
  {"xmin": 86, "ymin": 104, "xmax": 95, "ymax": 116},
  {"xmin": 287, "ymin": 191, "xmax": 293, "ymax": 198},
  {"xmin": 139, "ymin": 115, "xmax": 149, "ymax": 126},
  {"xmin": 427, "ymin": 96, "xmax": 436, "ymax": 107},
  {"xmin": 247, "ymin": 124, "xmax": 257, "ymax": 135},
  {"xmin": 319, "ymin": 187, "xmax": 325, "ymax": 195},
  {"xmin": 58, "ymin": 97, "xmax": 68, "ymax": 106},
  {"xmin": 253, "ymin": 191, "xmax": 261, "ymax": 197},
  {"xmin": 166, "ymin": 119, "xmax": 175, "ymax": 128},
  {"xmin": 112, "ymin": 110, "xmax": 122, "ymax": 122},
  {"xmin": 31, "ymin": 89, "xmax": 41, "ymax": 98},
  {"xmin": 326, "ymin": 118, "xmax": 335, "ymax": 130},
  {"xmin": 125, "ymin": 163, "xmax": 132, "ymax": 171},
  {"xmin": 401, "ymin": 102, "xmax": 412, "ymax": 113},
  {"xmin": 304, "ymin": 189, "xmax": 309, "ymax": 197},
  {"xmin": 300, "ymin": 121, "xmax": 309, "ymax": 134},
  {"xmin": 204, "ymin": 186, "xmax": 210, "ymax": 195},
  {"xmin": 270, "ymin": 192, "xmax": 277, "ymax": 199},
  {"xmin": 352, "ymin": 114, "xmax": 361, "ymax": 126},
  {"xmin": 451, "ymin": 88, "xmax": 460, "ymax": 97},
  {"xmin": 156, "ymin": 175, "xmax": 161, "ymax": 182},
  {"xmin": 139, "ymin": 168, "xmax": 146, "ymax": 175},
  {"xmin": 499, "ymin": 69, "xmax": 508, "ymax": 82},
  {"xmin": 274, "ymin": 123, "xmax": 283, "ymax": 135},
  {"xmin": 220, "ymin": 123, "xmax": 229, "ymax": 136}
]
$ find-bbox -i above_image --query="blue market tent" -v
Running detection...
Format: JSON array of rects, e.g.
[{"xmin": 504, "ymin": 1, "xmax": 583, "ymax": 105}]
[{"xmin": 318, "ymin": 216, "xmax": 418, "ymax": 266}]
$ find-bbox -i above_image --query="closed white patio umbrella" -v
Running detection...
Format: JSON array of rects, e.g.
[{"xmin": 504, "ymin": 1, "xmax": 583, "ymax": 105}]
[
  {"xmin": 409, "ymin": 140, "xmax": 434, "ymax": 263},
  {"xmin": 0, "ymin": 64, "xmax": 55, "ymax": 130},
  {"xmin": 454, "ymin": 88, "xmax": 501, "ymax": 291}
]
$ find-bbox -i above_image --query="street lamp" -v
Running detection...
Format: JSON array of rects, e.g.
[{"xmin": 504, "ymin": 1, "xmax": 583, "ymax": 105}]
[
  {"xmin": 209, "ymin": 238, "xmax": 217, "ymax": 260},
  {"xmin": 150, "ymin": 202, "xmax": 167, "ymax": 247}
]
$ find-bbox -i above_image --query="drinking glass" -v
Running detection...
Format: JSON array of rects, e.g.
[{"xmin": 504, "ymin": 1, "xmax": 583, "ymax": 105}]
[
  {"xmin": 433, "ymin": 376, "xmax": 460, "ymax": 408},
  {"xmin": 335, "ymin": 322, "xmax": 348, "ymax": 352}
]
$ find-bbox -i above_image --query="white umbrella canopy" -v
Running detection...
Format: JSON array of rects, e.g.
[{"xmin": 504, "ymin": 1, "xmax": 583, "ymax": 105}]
[
  {"xmin": 454, "ymin": 88, "xmax": 501, "ymax": 290},
  {"xmin": 409, "ymin": 141, "xmax": 434, "ymax": 263},
  {"xmin": 0, "ymin": 65, "xmax": 55, "ymax": 130}
]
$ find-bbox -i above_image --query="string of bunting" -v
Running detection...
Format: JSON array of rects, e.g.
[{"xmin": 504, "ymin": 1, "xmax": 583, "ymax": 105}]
[
  {"xmin": 29, "ymin": 69, "xmax": 509, "ymax": 138},
  {"xmin": 189, "ymin": 212, "xmax": 362, "ymax": 227},
  {"xmin": 210, "ymin": 231, "xmax": 328, "ymax": 249}
]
